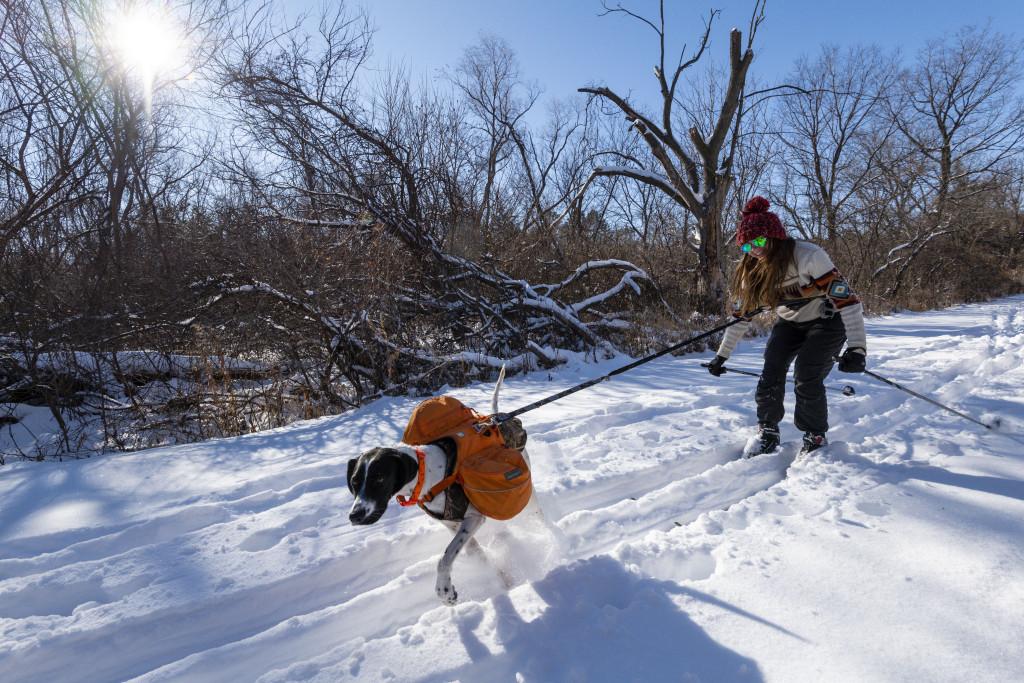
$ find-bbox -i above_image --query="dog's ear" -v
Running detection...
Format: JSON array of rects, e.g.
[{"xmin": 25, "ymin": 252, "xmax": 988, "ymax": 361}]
[{"xmin": 347, "ymin": 458, "xmax": 358, "ymax": 493}]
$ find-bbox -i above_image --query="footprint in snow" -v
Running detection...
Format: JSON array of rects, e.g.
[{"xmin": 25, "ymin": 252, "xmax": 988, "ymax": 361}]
[
  {"xmin": 855, "ymin": 502, "xmax": 890, "ymax": 517},
  {"xmin": 238, "ymin": 508, "xmax": 331, "ymax": 552}
]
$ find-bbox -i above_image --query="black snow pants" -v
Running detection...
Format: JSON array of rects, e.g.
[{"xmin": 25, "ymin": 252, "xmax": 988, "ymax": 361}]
[{"xmin": 756, "ymin": 315, "xmax": 847, "ymax": 434}]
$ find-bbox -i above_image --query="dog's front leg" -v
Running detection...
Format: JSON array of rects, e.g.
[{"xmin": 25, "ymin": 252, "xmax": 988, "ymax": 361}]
[{"xmin": 436, "ymin": 508, "xmax": 486, "ymax": 606}]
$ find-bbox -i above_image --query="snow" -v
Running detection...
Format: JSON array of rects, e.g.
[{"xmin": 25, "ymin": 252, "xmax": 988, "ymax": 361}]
[{"xmin": 2, "ymin": 296, "xmax": 1024, "ymax": 682}]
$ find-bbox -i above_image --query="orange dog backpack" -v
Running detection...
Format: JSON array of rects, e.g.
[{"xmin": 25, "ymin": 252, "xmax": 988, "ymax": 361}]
[{"xmin": 402, "ymin": 396, "xmax": 531, "ymax": 521}]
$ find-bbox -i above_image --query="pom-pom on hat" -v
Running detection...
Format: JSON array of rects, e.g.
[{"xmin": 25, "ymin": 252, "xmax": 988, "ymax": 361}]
[{"xmin": 737, "ymin": 196, "xmax": 786, "ymax": 246}]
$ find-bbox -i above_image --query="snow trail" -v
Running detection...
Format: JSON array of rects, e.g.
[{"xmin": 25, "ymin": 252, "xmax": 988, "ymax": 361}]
[{"xmin": 2, "ymin": 296, "xmax": 1024, "ymax": 682}]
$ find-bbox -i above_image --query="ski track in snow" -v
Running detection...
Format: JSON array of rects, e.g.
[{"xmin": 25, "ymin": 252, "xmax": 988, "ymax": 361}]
[{"xmin": 2, "ymin": 297, "xmax": 1024, "ymax": 682}]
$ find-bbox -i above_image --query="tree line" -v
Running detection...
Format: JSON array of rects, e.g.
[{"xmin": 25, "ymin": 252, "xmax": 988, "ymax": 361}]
[{"xmin": 2, "ymin": 0, "xmax": 1022, "ymax": 460}]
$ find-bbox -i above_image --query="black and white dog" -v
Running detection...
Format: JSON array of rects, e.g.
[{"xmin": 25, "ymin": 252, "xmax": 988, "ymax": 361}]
[{"xmin": 347, "ymin": 368, "xmax": 534, "ymax": 605}]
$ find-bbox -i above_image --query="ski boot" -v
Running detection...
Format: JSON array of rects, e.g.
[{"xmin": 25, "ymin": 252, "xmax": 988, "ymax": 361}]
[
  {"xmin": 744, "ymin": 423, "xmax": 780, "ymax": 457},
  {"xmin": 799, "ymin": 432, "xmax": 828, "ymax": 457}
]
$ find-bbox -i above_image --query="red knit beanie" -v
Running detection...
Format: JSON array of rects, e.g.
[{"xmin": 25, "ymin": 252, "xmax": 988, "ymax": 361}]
[{"xmin": 736, "ymin": 196, "xmax": 786, "ymax": 246}]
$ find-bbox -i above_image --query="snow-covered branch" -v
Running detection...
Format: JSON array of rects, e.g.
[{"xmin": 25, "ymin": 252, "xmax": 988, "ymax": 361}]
[{"xmin": 872, "ymin": 229, "xmax": 954, "ymax": 279}]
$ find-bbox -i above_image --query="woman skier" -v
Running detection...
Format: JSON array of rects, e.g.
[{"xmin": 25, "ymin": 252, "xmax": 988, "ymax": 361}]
[{"xmin": 707, "ymin": 196, "xmax": 867, "ymax": 456}]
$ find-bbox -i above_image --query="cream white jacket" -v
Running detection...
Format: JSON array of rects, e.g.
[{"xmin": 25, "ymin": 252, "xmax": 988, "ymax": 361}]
[{"xmin": 716, "ymin": 240, "xmax": 867, "ymax": 359}]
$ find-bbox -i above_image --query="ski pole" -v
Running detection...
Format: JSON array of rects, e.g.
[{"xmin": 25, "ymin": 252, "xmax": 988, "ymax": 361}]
[
  {"xmin": 859, "ymin": 367, "xmax": 994, "ymax": 430},
  {"xmin": 700, "ymin": 362, "xmax": 856, "ymax": 396},
  {"xmin": 492, "ymin": 307, "xmax": 768, "ymax": 423}
]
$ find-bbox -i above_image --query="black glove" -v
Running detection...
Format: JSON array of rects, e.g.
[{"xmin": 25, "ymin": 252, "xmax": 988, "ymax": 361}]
[
  {"xmin": 837, "ymin": 348, "xmax": 866, "ymax": 373},
  {"xmin": 707, "ymin": 355, "xmax": 727, "ymax": 377}
]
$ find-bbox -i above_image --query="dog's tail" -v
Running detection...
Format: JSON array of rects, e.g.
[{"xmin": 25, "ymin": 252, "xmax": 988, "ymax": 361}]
[{"xmin": 491, "ymin": 364, "xmax": 506, "ymax": 414}]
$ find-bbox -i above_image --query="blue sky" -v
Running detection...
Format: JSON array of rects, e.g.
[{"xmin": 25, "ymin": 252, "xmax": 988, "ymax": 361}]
[{"xmin": 336, "ymin": 0, "xmax": 1022, "ymax": 110}]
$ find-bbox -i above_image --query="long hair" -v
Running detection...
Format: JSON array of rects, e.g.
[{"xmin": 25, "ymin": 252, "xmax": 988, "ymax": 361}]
[{"xmin": 730, "ymin": 237, "xmax": 797, "ymax": 314}]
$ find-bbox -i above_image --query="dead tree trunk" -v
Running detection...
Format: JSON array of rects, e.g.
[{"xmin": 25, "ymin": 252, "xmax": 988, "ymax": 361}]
[{"xmin": 571, "ymin": 1, "xmax": 763, "ymax": 312}]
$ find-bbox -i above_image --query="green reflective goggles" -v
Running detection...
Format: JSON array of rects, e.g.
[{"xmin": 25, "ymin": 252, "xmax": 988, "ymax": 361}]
[{"xmin": 741, "ymin": 236, "xmax": 767, "ymax": 253}]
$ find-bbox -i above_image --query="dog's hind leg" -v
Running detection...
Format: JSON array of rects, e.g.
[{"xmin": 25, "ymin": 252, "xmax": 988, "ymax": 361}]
[{"xmin": 436, "ymin": 508, "xmax": 486, "ymax": 606}]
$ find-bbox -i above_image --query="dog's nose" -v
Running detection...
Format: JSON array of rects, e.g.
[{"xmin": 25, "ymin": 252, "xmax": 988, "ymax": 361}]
[{"xmin": 349, "ymin": 498, "xmax": 385, "ymax": 525}]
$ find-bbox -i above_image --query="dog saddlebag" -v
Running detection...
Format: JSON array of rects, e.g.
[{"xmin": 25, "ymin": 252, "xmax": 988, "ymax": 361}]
[
  {"xmin": 451, "ymin": 445, "xmax": 531, "ymax": 521},
  {"xmin": 403, "ymin": 396, "xmax": 532, "ymax": 521},
  {"xmin": 402, "ymin": 396, "xmax": 478, "ymax": 445}
]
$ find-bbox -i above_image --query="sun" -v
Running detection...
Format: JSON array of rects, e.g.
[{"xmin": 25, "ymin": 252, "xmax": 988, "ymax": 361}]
[{"xmin": 107, "ymin": 3, "xmax": 186, "ymax": 83}]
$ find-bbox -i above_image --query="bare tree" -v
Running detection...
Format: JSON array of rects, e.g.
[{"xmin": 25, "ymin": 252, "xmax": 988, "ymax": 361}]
[
  {"xmin": 448, "ymin": 35, "xmax": 592, "ymax": 273},
  {"xmin": 773, "ymin": 44, "xmax": 901, "ymax": 243},
  {"xmin": 0, "ymin": 1, "xmax": 95, "ymax": 260},
  {"xmin": 569, "ymin": 0, "xmax": 765, "ymax": 310},
  {"xmin": 450, "ymin": 33, "xmax": 539, "ymax": 231},
  {"xmin": 881, "ymin": 23, "xmax": 1024, "ymax": 295}
]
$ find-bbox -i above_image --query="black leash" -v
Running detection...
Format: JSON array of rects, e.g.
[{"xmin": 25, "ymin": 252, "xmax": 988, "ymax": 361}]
[
  {"xmin": 700, "ymin": 361, "xmax": 856, "ymax": 396},
  {"xmin": 491, "ymin": 307, "xmax": 766, "ymax": 424}
]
